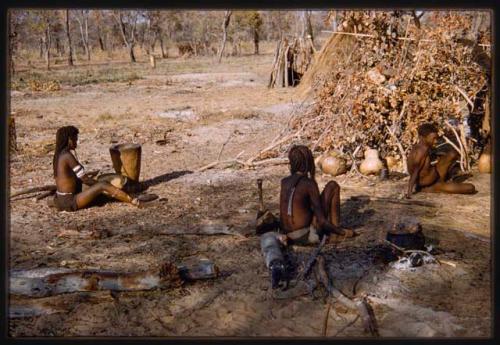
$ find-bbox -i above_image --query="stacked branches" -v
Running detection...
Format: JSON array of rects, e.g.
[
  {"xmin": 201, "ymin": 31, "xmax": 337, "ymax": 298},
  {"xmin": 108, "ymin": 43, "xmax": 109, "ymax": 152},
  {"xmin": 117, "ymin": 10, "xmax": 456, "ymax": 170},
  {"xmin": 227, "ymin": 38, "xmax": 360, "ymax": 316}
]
[{"xmin": 276, "ymin": 11, "xmax": 490, "ymax": 171}]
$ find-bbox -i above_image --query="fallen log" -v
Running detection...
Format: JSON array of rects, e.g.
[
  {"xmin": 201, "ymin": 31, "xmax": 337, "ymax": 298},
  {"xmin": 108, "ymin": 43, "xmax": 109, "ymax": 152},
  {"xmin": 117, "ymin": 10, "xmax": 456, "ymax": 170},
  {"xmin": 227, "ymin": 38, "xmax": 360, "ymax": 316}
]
[
  {"xmin": 10, "ymin": 260, "xmax": 218, "ymax": 298},
  {"xmin": 36, "ymin": 189, "xmax": 56, "ymax": 201},
  {"xmin": 10, "ymin": 171, "xmax": 100, "ymax": 199},
  {"xmin": 9, "ymin": 291, "xmax": 114, "ymax": 318},
  {"xmin": 10, "ymin": 184, "xmax": 56, "ymax": 199}
]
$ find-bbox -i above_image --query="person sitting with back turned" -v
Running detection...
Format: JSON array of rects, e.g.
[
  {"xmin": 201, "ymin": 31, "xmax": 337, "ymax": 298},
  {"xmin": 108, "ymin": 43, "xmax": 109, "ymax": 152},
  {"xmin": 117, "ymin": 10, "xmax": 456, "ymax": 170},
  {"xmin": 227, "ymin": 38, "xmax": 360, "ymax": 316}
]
[
  {"xmin": 405, "ymin": 123, "xmax": 476, "ymax": 198},
  {"xmin": 53, "ymin": 125, "xmax": 140, "ymax": 212},
  {"xmin": 279, "ymin": 145, "xmax": 356, "ymax": 245},
  {"xmin": 260, "ymin": 145, "xmax": 356, "ymax": 289}
]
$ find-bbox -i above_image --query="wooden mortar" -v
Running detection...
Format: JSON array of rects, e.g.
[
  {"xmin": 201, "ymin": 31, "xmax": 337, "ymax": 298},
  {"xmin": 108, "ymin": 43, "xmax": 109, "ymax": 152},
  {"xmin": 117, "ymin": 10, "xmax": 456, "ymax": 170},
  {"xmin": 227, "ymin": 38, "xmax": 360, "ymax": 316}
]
[{"xmin": 109, "ymin": 143, "xmax": 142, "ymax": 183}]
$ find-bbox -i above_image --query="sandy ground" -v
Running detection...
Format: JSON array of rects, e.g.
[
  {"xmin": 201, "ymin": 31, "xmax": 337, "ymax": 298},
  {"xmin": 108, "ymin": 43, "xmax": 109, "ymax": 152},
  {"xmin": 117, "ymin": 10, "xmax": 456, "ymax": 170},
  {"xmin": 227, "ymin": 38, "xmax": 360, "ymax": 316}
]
[{"xmin": 8, "ymin": 53, "xmax": 491, "ymax": 337}]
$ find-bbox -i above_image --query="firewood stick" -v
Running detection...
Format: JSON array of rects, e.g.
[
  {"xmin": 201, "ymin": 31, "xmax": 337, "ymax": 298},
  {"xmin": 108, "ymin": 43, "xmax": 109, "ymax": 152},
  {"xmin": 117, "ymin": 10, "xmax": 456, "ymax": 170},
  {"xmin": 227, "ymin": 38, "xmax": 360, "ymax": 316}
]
[
  {"xmin": 197, "ymin": 151, "xmax": 245, "ymax": 172},
  {"xmin": 333, "ymin": 315, "xmax": 360, "ymax": 337},
  {"xmin": 383, "ymin": 239, "xmax": 441, "ymax": 265},
  {"xmin": 321, "ymin": 30, "xmax": 435, "ymax": 43},
  {"xmin": 385, "ymin": 125, "xmax": 408, "ymax": 174},
  {"xmin": 445, "ymin": 123, "xmax": 468, "ymax": 172},
  {"xmin": 322, "ymin": 301, "xmax": 332, "ymax": 336},
  {"xmin": 398, "ymin": 17, "xmax": 412, "ymax": 72},
  {"xmin": 248, "ymin": 157, "xmax": 289, "ymax": 167},
  {"xmin": 10, "ymin": 185, "xmax": 57, "ymax": 198},
  {"xmin": 454, "ymin": 85, "xmax": 475, "ymax": 109},
  {"xmin": 459, "ymin": 124, "xmax": 471, "ymax": 171},
  {"xmin": 217, "ymin": 132, "xmax": 234, "ymax": 161},
  {"xmin": 442, "ymin": 135, "xmax": 464, "ymax": 171},
  {"xmin": 36, "ymin": 190, "xmax": 56, "ymax": 201}
]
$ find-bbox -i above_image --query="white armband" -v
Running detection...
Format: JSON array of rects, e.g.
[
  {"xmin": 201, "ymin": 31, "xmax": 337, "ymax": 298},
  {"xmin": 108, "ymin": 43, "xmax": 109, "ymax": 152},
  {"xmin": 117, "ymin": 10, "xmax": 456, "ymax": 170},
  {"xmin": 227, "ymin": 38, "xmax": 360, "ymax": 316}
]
[{"xmin": 73, "ymin": 164, "xmax": 85, "ymax": 178}]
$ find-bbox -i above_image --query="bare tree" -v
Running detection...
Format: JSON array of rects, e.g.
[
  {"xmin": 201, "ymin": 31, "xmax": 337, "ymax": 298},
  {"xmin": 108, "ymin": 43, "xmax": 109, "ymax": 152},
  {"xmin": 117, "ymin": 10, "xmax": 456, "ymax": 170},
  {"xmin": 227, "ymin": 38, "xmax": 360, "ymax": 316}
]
[
  {"xmin": 65, "ymin": 10, "xmax": 74, "ymax": 66},
  {"xmin": 217, "ymin": 10, "xmax": 232, "ymax": 63},
  {"xmin": 93, "ymin": 10, "xmax": 106, "ymax": 51},
  {"xmin": 113, "ymin": 10, "xmax": 139, "ymax": 63},
  {"xmin": 75, "ymin": 10, "xmax": 91, "ymax": 61},
  {"xmin": 43, "ymin": 17, "xmax": 52, "ymax": 70}
]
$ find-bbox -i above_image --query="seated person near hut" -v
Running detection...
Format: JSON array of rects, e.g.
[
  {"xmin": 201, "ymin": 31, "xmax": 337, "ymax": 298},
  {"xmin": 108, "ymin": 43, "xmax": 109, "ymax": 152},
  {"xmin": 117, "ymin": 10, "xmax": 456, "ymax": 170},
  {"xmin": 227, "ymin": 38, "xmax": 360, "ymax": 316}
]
[
  {"xmin": 279, "ymin": 145, "xmax": 356, "ymax": 245},
  {"xmin": 405, "ymin": 123, "xmax": 476, "ymax": 198},
  {"xmin": 53, "ymin": 125, "xmax": 140, "ymax": 212}
]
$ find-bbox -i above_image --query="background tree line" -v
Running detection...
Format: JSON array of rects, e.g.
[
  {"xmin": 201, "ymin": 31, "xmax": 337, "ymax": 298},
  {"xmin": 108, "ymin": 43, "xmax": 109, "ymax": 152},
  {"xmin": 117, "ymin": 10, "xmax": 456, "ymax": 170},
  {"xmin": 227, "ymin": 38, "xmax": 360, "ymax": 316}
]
[{"xmin": 9, "ymin": 10, "xmax": 328, "ymax": 71}]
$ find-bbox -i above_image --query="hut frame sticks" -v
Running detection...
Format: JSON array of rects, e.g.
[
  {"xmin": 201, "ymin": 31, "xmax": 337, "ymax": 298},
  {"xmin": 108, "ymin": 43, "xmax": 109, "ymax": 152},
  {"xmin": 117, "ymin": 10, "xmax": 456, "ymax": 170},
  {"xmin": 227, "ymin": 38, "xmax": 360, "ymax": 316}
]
[{"xmin": 268, "ymin": 36, "xmax": 315, "ymax": 88}]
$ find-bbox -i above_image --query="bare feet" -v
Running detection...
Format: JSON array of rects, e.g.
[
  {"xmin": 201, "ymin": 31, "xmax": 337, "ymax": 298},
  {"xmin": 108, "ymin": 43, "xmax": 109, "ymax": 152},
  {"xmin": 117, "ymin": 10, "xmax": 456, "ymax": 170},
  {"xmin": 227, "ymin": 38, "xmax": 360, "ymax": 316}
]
[{"xmin": 328, "ymin": 228, "xmax": 357, "ymax": 243}]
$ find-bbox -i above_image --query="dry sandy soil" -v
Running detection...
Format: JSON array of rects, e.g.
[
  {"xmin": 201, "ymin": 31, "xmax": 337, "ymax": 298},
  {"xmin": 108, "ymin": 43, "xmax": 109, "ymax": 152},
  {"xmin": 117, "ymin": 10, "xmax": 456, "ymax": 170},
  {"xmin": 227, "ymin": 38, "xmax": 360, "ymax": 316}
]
[{"xmin": 8, "ymin": 52, "xmax": 491, "ymax": 337}]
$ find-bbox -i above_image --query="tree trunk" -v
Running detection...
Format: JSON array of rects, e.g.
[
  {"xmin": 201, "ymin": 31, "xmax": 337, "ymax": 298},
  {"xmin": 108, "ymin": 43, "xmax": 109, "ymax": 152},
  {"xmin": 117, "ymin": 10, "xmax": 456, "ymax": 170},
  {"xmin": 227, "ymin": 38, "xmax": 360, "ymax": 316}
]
[
  {"xmin": 95, "ymin": 18, "xmax": 105, "ymax": 51},
  {"xmin": 65, "ymin": 10, "xmax": 74, "ymax": 66},
  {"xmin": 331, "ymin": 11, "xmax": 338, "ymax": 31},
  {"xmin": 84, "ymin": 15, "xmax": 90, "ymax": 61},
  {"xmin": 8, "ymin": 19, "xmax": 16, "ymax": 76},
  {"xmin": 217, "ymin": 10, "xmax": 232, "ymax": 63},
  {"xmin": 45, "ymin": 24, "xmax": 51, "ymax": 70},
  {"xmin": 115, "ymin": 11, "xmax": 138, "ymax": 63},
  {"xmin": 9, "ymin": 117, "xmax": 17, "ymax": 154},
  {"xmin": 306, "ymin": 11, "xmax": 314, "ymax": 43},
  {"xmin": 253, "ymin": 29, "xmax": 259, "ymax": 55},
  {"xmin": 160, "ymin": 37, "xmax": 167, "ymax": 58},
  {"xmin": 128, "ymin": 44, "xmax": 136, "ymax": 63},
  {"xmin": 39, "ymin": 37, "xmax": 44, "ymax": 59},
  {"xmin": 97, "ymin": 30, "xmax": 105, "ymax": 51}
]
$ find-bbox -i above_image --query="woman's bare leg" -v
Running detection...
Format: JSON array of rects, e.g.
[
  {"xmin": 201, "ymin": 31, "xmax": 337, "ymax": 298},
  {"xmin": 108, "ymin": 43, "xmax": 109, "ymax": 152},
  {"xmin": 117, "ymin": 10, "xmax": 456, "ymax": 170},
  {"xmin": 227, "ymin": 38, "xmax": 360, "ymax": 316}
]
[
  {"xmin": 75, "ymin": 182, "xmax": 138, "ymax": 209},
  {"xmin": 320, "ymin": 180, "xmax": 341, "ymax": 226},
  {"xmin": 435, "ymin": 149, "xmax": 459, "ymax": 182},
  {"xmin": 421, "ymin": 181, "xmax": 476, "ymax": 194}
]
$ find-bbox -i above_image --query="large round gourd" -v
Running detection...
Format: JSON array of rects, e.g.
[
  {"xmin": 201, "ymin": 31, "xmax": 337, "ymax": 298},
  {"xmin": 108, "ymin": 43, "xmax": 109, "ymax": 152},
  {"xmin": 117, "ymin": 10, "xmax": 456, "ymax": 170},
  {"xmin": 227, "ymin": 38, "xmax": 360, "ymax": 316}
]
[
  {"xmin": 359, "ymin": 148, "xmax": 384, "ymax": 175},
  {"xmin": 321, "ymin": 154, "xmax": 347, "ymax": 176}
]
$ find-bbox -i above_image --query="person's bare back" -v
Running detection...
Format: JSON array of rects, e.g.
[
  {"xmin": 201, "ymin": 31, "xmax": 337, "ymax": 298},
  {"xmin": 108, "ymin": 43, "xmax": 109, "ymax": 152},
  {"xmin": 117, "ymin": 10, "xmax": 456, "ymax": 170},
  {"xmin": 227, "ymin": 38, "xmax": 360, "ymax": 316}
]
[{"xmin": 278, "ymin": 145, "xmax": 355, "ymax": 244}]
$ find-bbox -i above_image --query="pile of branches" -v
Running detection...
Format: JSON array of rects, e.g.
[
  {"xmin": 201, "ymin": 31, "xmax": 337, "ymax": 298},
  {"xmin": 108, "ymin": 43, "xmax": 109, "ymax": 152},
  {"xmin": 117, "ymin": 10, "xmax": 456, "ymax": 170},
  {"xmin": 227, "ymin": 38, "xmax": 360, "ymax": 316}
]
[
  {"xmin": 271, "ymin": 12, "xmax": 491, "ymax": 172},
  {"xmin": 268, "ymin": 36, "xmax": 315, "ymax": 88}
]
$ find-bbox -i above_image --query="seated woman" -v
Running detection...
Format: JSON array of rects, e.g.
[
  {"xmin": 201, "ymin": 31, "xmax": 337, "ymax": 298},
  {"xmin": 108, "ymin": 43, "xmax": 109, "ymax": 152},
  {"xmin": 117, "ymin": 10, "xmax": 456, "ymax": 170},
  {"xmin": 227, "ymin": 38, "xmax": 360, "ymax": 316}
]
[
  {"xmin": 406, "ymin": 123, "xmax": 476, "ymax": 198},
  {"xmin": 279, "ymin": 145, "xmax": 355, "ymax": 245},
  {"xmin": 53, "ymin": 125, "xmax": 140, "ymax": 212}
]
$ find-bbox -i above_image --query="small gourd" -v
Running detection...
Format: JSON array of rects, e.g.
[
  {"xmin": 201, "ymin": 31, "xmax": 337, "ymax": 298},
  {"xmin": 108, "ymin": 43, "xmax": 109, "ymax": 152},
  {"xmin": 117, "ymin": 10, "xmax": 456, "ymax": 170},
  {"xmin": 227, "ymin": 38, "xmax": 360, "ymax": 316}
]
[{"xmin": 359, "ymin": 148, "xmax": 384, "ymax": 175}]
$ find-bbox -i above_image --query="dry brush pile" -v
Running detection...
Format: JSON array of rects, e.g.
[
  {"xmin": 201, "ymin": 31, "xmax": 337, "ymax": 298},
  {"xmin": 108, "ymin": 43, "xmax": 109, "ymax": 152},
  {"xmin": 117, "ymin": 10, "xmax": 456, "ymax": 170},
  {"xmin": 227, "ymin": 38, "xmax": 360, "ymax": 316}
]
[{"xmin": 269, "ymin": 12, "xmax": 491, "ymax": 172}]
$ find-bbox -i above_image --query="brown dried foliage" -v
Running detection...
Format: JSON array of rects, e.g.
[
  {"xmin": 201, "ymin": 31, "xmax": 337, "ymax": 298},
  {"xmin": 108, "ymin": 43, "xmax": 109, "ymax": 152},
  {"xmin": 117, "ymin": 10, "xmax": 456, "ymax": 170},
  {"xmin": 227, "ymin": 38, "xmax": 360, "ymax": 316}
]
[{"xmin": 291, "ymin": 12, "xmax": 490, "ymax": 161}]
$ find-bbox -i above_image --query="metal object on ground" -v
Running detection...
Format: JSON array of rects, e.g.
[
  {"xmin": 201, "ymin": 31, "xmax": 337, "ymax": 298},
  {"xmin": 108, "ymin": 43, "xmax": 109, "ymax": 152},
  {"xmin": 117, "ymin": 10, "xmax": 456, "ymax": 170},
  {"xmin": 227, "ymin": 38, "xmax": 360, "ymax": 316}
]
[
  {"xmin": 10, "ymin": 263, "xmax": 182, "ymax": 298},
  {"xmin": 409, "ymin": 252, "xmax": 423, "ymax": 267},
  {"xmin": 386, "ymin": 219, "xmax": 425, "ymax": 250},
  {"xmin": 260, "ymin": 232, "xmax": 287, "ymax": 289},
  {"xmin": 177, "ymin": 259, "xmax": 219, "ymax": 281}
]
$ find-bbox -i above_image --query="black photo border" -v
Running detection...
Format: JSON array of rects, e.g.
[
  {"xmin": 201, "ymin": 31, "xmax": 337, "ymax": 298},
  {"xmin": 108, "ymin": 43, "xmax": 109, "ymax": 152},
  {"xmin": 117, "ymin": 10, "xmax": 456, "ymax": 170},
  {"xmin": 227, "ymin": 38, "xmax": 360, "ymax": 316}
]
[{"xmin": 1, "ymin": 0, "xmax": 498, "ymax": 344}]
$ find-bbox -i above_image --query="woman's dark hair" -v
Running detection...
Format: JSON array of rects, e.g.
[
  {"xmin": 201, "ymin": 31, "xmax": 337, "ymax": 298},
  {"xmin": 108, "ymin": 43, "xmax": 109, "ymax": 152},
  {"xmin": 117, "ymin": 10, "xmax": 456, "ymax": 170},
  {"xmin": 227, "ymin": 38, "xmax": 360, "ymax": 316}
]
[
  {"xmin": 53, "ymin": 126, "xmax": 79, "ymax": 177},
  {"xmin": 417, "ymin": 123, "xmax": 438, "ymax": 137},
  {"xmin": 288, "ymin": 145, "xmax": 315, "ymax": 180}
]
